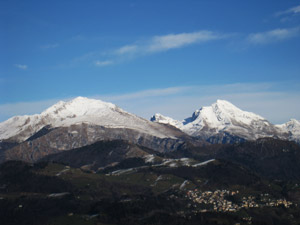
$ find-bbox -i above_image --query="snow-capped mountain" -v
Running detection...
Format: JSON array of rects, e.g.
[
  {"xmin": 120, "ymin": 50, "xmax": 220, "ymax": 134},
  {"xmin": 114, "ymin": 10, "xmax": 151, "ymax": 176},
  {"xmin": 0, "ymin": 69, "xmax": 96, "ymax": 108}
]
[
  {"xmin": 0, "ymin": 97, "xmax": 179, "ymax": 142},
  {"xmin": 151, "ymin": 100, "xmax": 295, "ymax": 143},
  {"xmin": 0, "ymin": 97, "xmax": 191, "ymax": 162}
]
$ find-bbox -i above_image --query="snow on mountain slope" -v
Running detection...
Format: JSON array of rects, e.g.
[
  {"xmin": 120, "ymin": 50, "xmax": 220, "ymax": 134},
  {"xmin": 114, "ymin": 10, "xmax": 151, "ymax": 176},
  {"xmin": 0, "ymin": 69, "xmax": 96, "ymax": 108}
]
[
  {"xmin": 150, "ymin": 113, "xmax": 183, "ymax": 128},
  {"xmin": 276, "ymin": 119, "xmax": 300, "ymax": 143},
  {"xmin": 0, "ymin": 97, "xmax": 178, "ymax": 142},
  {"xmin": 151, "ymin": 100, "xmax": 288, "ymax": 141}
]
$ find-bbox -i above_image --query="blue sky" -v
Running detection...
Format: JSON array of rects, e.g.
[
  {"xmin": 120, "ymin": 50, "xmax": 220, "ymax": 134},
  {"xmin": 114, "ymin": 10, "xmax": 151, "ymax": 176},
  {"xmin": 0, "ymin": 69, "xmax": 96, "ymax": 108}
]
[{"xmin": 1, "ymin": 0, "xmax": 300, "ymax": 123}]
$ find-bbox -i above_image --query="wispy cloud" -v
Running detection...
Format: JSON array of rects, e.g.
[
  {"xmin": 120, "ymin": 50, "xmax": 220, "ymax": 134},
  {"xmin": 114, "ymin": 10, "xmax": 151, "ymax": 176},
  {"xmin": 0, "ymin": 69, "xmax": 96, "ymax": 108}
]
[
  {"xmin": 146, "ymin": 31, "xmax": 224, "ymax": 53},
  {"xmin": 71, "ymin": 35, "xmax": 86, "ymax": 41},
  {"xmin": 94, "ymin": 60, "xmax": 114, "ymax": 67},
  {"xmin": 98, "ymin": 86, "xmax": 191, "ymax": 101},
  {"xmin": 247, "ymin": 27, "xmax": 300, "ymax": 44},
  {"xmin": 14, "ymin": 64, "xmax": 28, "ymax": 70},
  {"xmin": 276, "ymin": 5, "xmax": 300, "ymax": 17},
  {"xmin": 41, "ymin": 43, "xmax": 59, "ymax": 49},
  {"xmin": 115, "ymin": 31, "xmax": 225, "ymax": 55},
  {"xmin": 115, "ymin": 45, "xmax": 138, "ymax": 55},
  {"xmin": 71, "ymin": 28, "xmax": 295, "ymax": 67},
  {"xmin": 93, "ymin": 30, "xmax": 227, "ymax": 66}
]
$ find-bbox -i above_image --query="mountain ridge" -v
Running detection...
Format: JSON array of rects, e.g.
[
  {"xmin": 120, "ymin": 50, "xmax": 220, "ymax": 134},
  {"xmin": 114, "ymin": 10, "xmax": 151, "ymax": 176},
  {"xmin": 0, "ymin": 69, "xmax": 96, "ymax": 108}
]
[{"xmin": 0, "ymin": 96, "xmax": 181, "ymax": 142}]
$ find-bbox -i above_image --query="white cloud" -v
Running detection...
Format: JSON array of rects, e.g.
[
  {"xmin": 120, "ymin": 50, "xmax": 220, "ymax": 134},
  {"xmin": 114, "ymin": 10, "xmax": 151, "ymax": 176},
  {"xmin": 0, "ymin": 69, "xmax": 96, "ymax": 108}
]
[
  {"xmin": 247, "ymin": 27, "xmax": 300, "ymax": 44},
  {"xmin": 115, "ymin": 45, "xmax": 138, "ymax": 55},
  {"xmin": 292, "ymin": 5, "xmax": 300, "ymax": 13},
  {"xmin": 99, "ymin": 86, "xmax": 191, "ymax": 101},
  {"xmin": 73, "ymin": 31, "xmax": 228, "ymax": 68},
  {"xmin": 14, "ymin": 64, "xmax": 28, "ymax": 70},
  {"xmin": 108, "ymin": 30, "xmax": 227, "ymax": 63},
  {"xmin": 41, "ymin": 43, "xmax": 59, "ymax": 49},
  {"xmin": 146, "ymin": 31, "xmax": 223, "ymax": 52},
  {"xmin": 276, "ymin": 5, "xmax": 300, "ymax": 17},
  {"xmin": 94, "ymin": 60, "xmax": 113, "ymax": 67}
]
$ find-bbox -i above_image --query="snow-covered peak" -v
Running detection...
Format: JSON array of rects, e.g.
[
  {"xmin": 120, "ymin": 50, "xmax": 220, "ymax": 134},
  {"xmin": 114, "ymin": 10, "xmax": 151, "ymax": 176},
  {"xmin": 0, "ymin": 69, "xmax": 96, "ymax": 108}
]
[
  {"xmin": 183, "ymin": 100, "xmax": 268, "ymax": 132},
  {"xmin": 213, "ymin": 99, "xmax": 244, "ymax": 118},
  {"xmin": 41, "ymin": 96, "xmax": 118, "ymax": 117},
  {"xmin": 284, "ymin": 119, "xmax": 300, "ymax": 130},
  {"xmin": 276, "ymin": 119, "xmax": 300, "ymax": 130},
  {"xmin": 182, "ymin": 100, "xmax": 266, "ymax": 128},
  {"xmin": 151, "ymin": 100, "xmax": 283, "ymax": 141},
  {"xmin": 150, "ymin": 113, "xmax": 182, "ymax": 128},
  {"xmin": 215, "ymin": 99, "xmax": 239, "ymax": 109},
  {"xmin": 276, "ymin": 119, "xmax": 300, "ymax": 143},
  {"xmin": 211, "ymin": 99, "xmax": 265, "ymax": 125}
]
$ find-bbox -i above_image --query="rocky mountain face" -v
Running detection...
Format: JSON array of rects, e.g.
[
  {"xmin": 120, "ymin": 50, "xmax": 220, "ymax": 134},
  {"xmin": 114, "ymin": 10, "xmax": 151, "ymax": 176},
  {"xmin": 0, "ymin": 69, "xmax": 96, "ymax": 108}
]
[
  {"xmin": 0, "ymin": 97, "xmax": 195, "ymax": 163},
  {"xmin": 151, "ymin": 100, "xmax": 299, "ymax": 144}
]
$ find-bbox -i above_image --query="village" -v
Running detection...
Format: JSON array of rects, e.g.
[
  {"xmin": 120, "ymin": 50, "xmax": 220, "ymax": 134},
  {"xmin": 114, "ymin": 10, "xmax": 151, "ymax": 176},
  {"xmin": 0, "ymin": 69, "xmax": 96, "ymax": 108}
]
[{"xmin": 185, "ymin": 189, "xmax": 294, "ymax": 213}]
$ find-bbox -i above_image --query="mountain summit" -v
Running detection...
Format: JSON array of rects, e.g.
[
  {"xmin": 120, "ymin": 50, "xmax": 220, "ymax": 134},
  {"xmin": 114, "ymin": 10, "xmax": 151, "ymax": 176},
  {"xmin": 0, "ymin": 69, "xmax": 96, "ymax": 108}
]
[{"xmin": 151, "ymin": 100, "xmax": 298, "ymax": 143}]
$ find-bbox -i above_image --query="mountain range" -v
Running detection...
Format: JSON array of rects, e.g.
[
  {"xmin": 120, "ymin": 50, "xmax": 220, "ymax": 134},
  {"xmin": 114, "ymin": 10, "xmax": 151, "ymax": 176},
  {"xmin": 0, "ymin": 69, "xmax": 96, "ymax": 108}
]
[
  {"xmin": 151, "ymin": 99, "xmax": 300, "ymax": 144},
  {"xmin": 0, "ymin": 97, "xmax": 299, "ymax": 163}
]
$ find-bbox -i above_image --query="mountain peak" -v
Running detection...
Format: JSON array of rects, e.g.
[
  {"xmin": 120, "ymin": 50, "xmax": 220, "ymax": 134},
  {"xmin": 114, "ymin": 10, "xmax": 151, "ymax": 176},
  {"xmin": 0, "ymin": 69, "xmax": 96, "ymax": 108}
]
[
  {"xmin": 289, "ymin": 119, "xmax": 300, "ymax": 124},
  {"xmin": 150, "ymin": 113, "xmax": 182, "ymax": 128},
  {"xmin": 216, "ymin": 99, "xmax": 234, "ymax": 105},
  {"xmin": 41, "ymin": 97, "xmax": 117, "ymax": 117},
  {"xmin": 151, "ymin": 99, "xmax": 284, "ymax": 142},
  {"xmin": 73, "ymin": 96, "xmax": 88, "ymax": 101},
  {"xmin": 211, "ymin": 100, "xmax": 266, "ymax": 123},
  {"xmin": 214, "ymin": 99, "xmax": 240, "ymax": 110}
]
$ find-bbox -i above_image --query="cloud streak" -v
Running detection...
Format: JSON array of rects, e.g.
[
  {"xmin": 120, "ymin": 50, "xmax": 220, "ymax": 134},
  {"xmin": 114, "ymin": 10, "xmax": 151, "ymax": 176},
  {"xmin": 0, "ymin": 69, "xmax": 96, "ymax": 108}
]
[
  {"xmin": 41, "ymin": 43, "xmax": 59, "ymax": 49},
  {"xmin": 94, "ymin": 60, "xmax": 114, "ymax": 67},
  {"xmin": 115, "ymin": 45, "xmax": 138, "ymax": 55},
  {"xmin": 71, "ymin": 26, "xmax": 297, "ymax": 68},
  {"xmin": 247, "ymin": 27, "xmax": 300, "ymax": 44},
  {"xmin": 94, "ymin": 30, "xmax": 227, "ymax": 66},
  {"xmin": 276, "ymin": 5, "xmax": 300, "ymax": 17},
  {"xmin": 14, "ymin": 64, "xmax": 28, "ymax": 70},
  {"xmin": 98, "ymin": 86, "xmax": 192, "ymax": 101},
  {"xmin": 146, "ymin": 31, "xmax": 224, "ymax": 52},
  {"xmin": 116, "ymin": 31, "xmax": 225, "ymax": 55}
]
